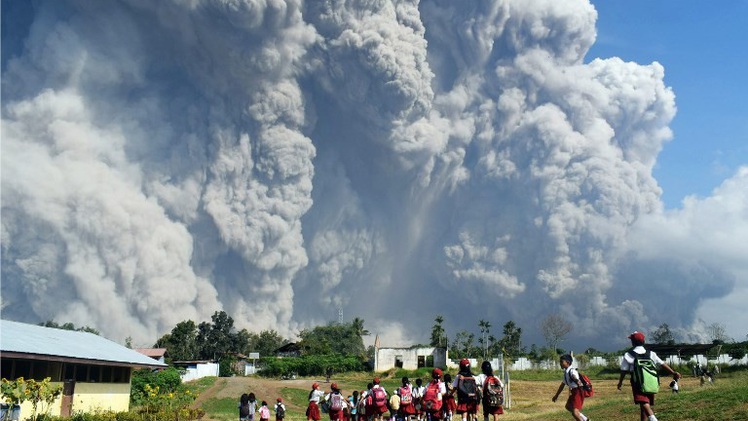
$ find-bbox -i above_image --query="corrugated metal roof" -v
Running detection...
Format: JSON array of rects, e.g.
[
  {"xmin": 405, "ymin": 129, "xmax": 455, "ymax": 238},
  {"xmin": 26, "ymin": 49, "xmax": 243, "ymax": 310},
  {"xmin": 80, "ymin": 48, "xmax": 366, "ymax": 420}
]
[{"xmin": 0, "ymin": 320, "xmax": 166, "ymax": 367}]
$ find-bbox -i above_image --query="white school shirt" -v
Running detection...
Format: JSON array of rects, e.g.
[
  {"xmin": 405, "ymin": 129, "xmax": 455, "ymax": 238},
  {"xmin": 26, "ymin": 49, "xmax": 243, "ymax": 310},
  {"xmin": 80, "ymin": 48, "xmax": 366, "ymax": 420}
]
[
  {"xmin": 310, "ymin": 389, "xmax": 325, "ymax": 403},
  {"xmin": 620, "ymin": 346, "xmax": 664, "ymax": 372},
  {"xmin": 413, "ymin": 385, "xmax": 425, "ymax": 398},
  {"xmin": 562, "ymin": 367, "xmax": 581, "ymax": 389}
]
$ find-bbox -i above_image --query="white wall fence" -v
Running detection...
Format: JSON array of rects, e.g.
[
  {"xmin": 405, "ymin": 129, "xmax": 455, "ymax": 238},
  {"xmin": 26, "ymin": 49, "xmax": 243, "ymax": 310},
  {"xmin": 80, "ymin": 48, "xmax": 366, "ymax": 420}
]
[
  {"xmin": 509, "ymin": 354, "xmax": 748, "ymax": 371},
  {"xmin": 180, "ymin": 362, "xmax": 220, "ymax": 382}
]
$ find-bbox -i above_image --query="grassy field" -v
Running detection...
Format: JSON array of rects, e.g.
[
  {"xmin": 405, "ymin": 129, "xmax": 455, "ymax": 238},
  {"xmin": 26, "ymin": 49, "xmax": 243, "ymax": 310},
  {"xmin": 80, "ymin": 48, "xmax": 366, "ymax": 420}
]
[{"xmin": 193, "ymin": 369, "xmax": 748, "ymax": 421}]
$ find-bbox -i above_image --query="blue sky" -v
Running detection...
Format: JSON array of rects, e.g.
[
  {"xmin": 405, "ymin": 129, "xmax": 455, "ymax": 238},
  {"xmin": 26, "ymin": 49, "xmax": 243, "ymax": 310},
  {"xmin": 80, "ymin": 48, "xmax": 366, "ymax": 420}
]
[{"xmin": 588, "ymin": 0, "xmax": 748, "ymax": 209}]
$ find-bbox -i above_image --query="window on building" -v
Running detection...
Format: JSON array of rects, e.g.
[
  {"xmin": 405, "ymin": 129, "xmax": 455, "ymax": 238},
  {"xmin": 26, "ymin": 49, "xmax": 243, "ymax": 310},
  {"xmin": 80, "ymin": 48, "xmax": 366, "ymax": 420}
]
[
  {"xmin": 74, "ymin": 364, "xmax": 88, "ymax": 382},
  {"xmin": 14, "ymin": 360, "xmax": 31, "ymax": 379},
  {"xmin": 1, "ymin": 359, "xmax": 13, "ymax": 379},
  {"xmin": 395, "ymin": 355, "xmax": 403, "ymax": 368}
]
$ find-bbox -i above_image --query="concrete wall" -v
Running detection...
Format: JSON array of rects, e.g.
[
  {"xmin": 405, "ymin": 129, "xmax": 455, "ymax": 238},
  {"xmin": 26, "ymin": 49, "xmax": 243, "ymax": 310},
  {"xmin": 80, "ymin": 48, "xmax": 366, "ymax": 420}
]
[
  {"xmin": 375, "ymin": 347, "xmax": 447, "ymax": 371},
  {"xmin": 180, "ymin": 362, "xmax": 219, "ymax": 382},
  {"xmin": 509, "ymin": 353, "xmax": 748, "ymax": 371},
  {"xmin": 72, "ymin": 382, "xmax": 131, "ymax": 413}
]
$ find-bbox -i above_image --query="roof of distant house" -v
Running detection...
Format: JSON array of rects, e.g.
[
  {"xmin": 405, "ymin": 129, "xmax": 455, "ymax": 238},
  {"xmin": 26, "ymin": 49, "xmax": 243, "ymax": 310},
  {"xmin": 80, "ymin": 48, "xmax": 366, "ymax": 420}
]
[
  {"xmin": 135, "ymin": 348, "xmax": 167, "ymax": 358},
  {"xmin": 0, "ymin": 319, "xmax": 167, "ymax": 368}
]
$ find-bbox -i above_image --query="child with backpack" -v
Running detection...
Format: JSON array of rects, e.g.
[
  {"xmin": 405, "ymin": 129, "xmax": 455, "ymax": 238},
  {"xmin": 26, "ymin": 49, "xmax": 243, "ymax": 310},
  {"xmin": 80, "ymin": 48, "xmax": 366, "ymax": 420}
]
[
  {"xmin": 617, "ymin": 331, "xmax": 681, "ymax": 421},
  {"xmin": 326, "ymin": 383, "xmax": 349, "ymax": 421},
  {"xmin": 240, "ymin": 394, "xmax": 252, "ymax": 421},
  {"xmin": 477, "ymin": 361, "xmax": 504, "ymax": 421},
  {"xmin": 259, "ymin": 401, "xmax": 271, "ymax": 421},
  {"xmin": 442, "ymin": 374, "xmax": 457, "ymax": 421},
  {"xmin": 369, "ymin": 377, "xmax": 389, "ymax": 421},
  {"xmin": 452, "ymin": 359, "xmax": 480, "ymax": 421},
  {"xmin": 422, "ymin": 368, "xmax": 446, "ymax": 421},
  {"xmin": 275, "ymin": 398, "xmax": 286, "ymax": 421},
  {"xmin": 551, "ymin": 355, "xmax": 588, "ymax": 421},
  {"xmin": 398, "ymin": 377, "xmax": 416, "ymax": 420}
]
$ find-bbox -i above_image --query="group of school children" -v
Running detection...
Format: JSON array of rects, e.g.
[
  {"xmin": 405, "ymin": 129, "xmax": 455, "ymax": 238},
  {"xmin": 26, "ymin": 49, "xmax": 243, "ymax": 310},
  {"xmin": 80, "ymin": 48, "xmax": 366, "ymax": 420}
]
[
  {"xmin": 239, "ymin": 393, "xmax": 286, "ymax": 421},
  {"xmin": 242, "ymin": 331, "xmax": 681, "ymax": 421},
  {"xmin": 305, "ymin": 359, "xmax": 505, "ymax": 421}
]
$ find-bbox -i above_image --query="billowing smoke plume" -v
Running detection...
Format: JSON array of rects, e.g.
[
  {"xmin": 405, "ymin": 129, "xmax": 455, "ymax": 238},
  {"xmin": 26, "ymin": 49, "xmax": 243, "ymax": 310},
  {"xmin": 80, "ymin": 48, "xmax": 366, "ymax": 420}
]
[{"xmin": 2, "ymin": 0, "xmax": 745, "ymax": 349}]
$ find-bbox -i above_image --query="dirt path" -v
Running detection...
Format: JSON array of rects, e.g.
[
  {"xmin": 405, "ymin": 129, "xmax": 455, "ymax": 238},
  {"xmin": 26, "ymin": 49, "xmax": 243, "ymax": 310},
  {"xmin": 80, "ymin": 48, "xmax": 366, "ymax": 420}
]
[{"xmin": 193, "ymin": 377, "xmax": 324, "ymax": 419}]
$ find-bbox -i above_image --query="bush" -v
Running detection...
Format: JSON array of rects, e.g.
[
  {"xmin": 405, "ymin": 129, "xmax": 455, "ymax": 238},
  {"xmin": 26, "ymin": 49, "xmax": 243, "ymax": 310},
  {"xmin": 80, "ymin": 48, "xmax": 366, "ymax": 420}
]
[
  {"xmin": 130, "ymin": 368, "xmax": 182, "ymax": 405},
  {"xmin": 259, "ymin": 355, "xmax": 366, "ymax": 377}
]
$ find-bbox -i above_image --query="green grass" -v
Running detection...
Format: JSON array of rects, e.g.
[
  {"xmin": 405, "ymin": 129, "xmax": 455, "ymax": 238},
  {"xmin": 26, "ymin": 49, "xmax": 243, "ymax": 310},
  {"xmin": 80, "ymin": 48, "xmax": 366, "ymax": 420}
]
[{"xmin": 523, "ymin": 371, "xmax": 748, "ymax": 421}]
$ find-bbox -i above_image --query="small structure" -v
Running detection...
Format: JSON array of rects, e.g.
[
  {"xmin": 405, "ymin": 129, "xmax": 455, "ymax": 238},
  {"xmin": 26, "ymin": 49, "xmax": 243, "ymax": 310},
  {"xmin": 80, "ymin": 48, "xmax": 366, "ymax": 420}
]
[
  {"xmin": 374, "ymin": 346, "xmax": 448, "ymax": 371},
  {"xmin": 0, "ymin": 320, "xmax": 166, "ymax": 418},
  {"xmin": 275, "ymin": 343, "xmax": 301, "ymax": 357},
  {"xmin": 135, "ymin": 348, "xmax": 167, "ymax": 364},
  {"xmin": 171, "ymin": 360, "xmax": 219, "ymax": 382}
]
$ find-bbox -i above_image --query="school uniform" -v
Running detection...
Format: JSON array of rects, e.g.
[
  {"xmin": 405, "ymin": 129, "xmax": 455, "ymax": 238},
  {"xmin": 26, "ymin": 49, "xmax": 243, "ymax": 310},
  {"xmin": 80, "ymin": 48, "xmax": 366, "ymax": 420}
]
[
  {"xmin": 397, "ymin": 384, "xmax": 417, "ymax": 416},
  {"xmin": 477, "ymin": 373, "xmax": 504, "ymax": 415},
  {"xmin": 308, "ymin": 389, "xmax": 326, "ymax": 421},
  {"xmin": 621, "ymin": 346, "xmax": 665, "ymax": 406},
  {"xmin": 561, "ymin": 367, "xmax": 585, "ymax": 411},
  {"xmin": 326, "ymin": 392, "xmax": 348, "ymax": 421},
  {"xmin": 452, "ymin": 374, "xmax": 479, "ymax": 414}
]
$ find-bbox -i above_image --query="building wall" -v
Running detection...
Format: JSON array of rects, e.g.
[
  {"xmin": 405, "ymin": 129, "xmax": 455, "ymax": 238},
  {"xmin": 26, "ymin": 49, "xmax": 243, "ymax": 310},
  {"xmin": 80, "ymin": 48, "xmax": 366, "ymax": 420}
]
[
  {"xmin": 72, "ymin": 382, "xmax": 132, "ymax": 413},
  {"xmin": 375, "ymin": 347, "xmax": 447, "ymax": 371},
  {"xmin": 1, "ymin": 382, "xmax": 130, "ymax": 419},
  {"xmin": 180, "ymin": 362, "xmax": 219, "ymax": 382}
]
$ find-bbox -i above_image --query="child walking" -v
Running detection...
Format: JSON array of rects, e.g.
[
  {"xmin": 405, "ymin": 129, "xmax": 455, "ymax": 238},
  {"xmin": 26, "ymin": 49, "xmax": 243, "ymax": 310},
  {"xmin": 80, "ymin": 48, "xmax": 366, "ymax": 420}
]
[
  {"xmin": 275, "ymin": 398, "xmax": 286, "ymax": 421},
  {"xmin": 259, "ymin": 401, "xmax": 271, "ymax": 421},
  {"xmin": 551, "ymin": 354, "xmax": 589, "ymax": 421}
]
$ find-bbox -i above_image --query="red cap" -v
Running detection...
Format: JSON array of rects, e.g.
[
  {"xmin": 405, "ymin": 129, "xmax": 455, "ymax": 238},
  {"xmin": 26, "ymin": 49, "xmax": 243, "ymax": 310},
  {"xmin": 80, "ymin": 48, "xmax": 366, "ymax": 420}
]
[
  {"xmin": 331, "ymin": 383, "xmax": 338, "ymax": 390},
  {"xmin": 313, "ymin": 382, "xmax": 319, "ymax": 389},
  {"xmin": 373, "ymin": 377, "xmax": 380, "ymax": 384},
  {"xmin": 277, "ymin": 398, "xmax": 282, "ymax": 402},
  {"xmin": 432, "ymin": 368, "xmax": 443, "ymax": 378},
  {"xmin": 628, "ymin": 331, "xmax": 645, "ymax": 343},
  {"xmin": 459, "ymin": 358, "xmax": 470, "ymax": 367}
]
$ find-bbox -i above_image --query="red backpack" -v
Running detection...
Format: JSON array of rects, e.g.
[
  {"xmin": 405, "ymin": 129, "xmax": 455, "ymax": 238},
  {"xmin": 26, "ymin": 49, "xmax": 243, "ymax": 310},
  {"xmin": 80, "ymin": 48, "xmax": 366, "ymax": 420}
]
[
  {"xmin": 483, "ymin": 376, "xmax": 504, "ymax": 407},
  {"xmin": 422, "ymin": 381, "xmax": 442, "ymax": 412},
  {"xmin": 579, "ymin": 373, "xmax": 594, "ymax": 398},
  {"xmin": 372, "ymin": 387, "xmax": 387, "ymax": 407},
  {"xmin": 399, "ymin": 386, "xmax": 413, "ymax": 405}
]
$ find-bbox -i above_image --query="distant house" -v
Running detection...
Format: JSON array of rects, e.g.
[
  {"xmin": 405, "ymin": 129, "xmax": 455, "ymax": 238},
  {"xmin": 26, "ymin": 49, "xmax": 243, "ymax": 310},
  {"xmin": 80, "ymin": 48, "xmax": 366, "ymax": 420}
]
[
  {"xmin": 374, "ymin": 346, "xmax": 449, "ymax": 371},
  {"xmin": 275, "ymin": 342, "xmax": 301, "ymax": 357},
  {"xmin": 0, "ymin": 320, "xmax": 166, "ymax": 417},
  {"xmin": 170, "ymin": 360, "xmax": 219, "ymax": 382},
  {"xmin": 134, "ymin": 348, "xmax": 167, "ymax": 364}
]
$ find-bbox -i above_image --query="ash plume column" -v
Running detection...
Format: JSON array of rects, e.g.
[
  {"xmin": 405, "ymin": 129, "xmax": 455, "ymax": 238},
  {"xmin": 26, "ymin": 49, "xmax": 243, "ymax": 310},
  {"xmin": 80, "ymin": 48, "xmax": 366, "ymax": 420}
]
[{"xmin": 2, "ymin": 0, "xmax": 745, "ymax": 347}]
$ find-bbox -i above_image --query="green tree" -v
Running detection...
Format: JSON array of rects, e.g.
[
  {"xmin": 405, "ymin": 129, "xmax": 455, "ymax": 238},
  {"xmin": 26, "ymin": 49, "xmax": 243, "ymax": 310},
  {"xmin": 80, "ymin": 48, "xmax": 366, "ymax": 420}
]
[
  {"xmin": 298, "ymin": 321, "xmax": 366, "ymax": 356},
  {"xmin": 498, "ymin": 320, "xmax": 524, "ymax": 358},
  {"xmin": 651, "ymin": 323, "xmax": 676, "ymax": 345},
  {"xmin": 352, "ymin": 317, "xmax": 370, "ymax": 337},
  {"xmin": 431, "ymin": 315, "xmax": 446, "ymax": 347},
  {"xmin": 40, "ymin": 320, "xmax": 100, "ymax": 335},
  {"xmin": 196, "ymin": 311, "xmax": 237, "ymax": 360},
  {"xmin": 247, "ymin": 329, "xmax": 287, "ymax": 357},
  {"xmin": 154, "ymin": 320, "xmax": 198, "ymax": 361},
  {"xmin": 449, "ymin": 330, "xmax": 476, "ymax": 358}
]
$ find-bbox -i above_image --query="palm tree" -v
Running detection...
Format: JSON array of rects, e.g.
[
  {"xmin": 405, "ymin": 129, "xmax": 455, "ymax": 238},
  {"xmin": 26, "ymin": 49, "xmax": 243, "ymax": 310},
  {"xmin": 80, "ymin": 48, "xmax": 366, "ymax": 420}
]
[
  {"xmin": 479, "ymin": 319, "xmax": 491, "ymax": 359},
  {"xmin": 351, "ymin": 317, "xmax": 370, "ymax": 337}
]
